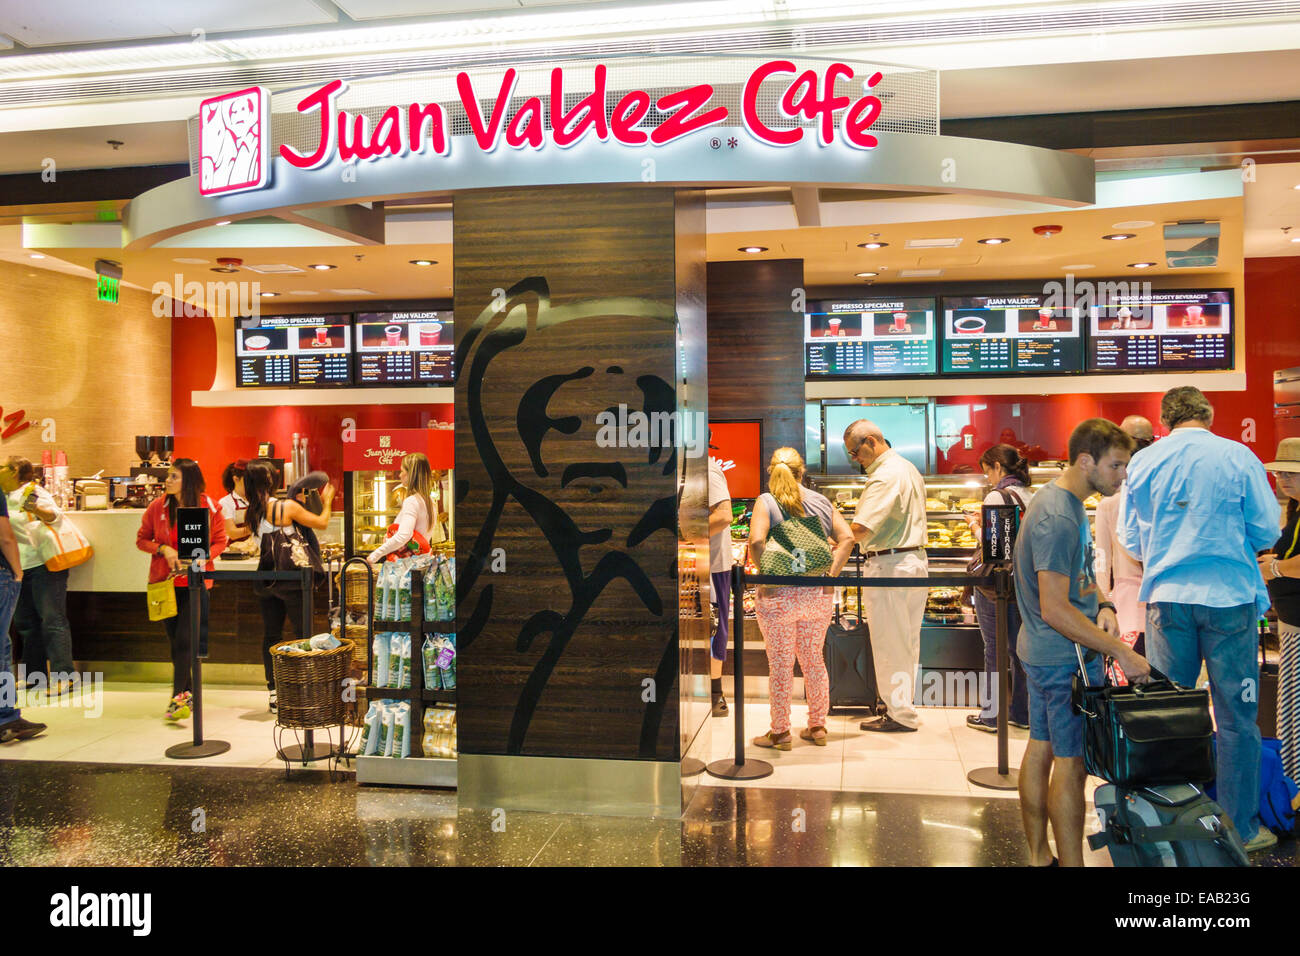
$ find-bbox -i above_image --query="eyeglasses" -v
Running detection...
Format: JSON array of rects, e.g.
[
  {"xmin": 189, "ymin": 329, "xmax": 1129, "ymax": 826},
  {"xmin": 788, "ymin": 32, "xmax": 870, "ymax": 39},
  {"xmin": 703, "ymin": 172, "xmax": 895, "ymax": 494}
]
[{"xmin": 844, "ymin": 442, "xmax": 860, "ymax": 461}]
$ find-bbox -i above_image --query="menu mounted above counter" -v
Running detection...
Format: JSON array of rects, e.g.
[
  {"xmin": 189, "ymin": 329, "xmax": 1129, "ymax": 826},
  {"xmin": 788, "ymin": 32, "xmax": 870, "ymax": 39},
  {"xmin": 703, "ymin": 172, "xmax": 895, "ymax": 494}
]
[
  {"xmin": 235, "ymin": 314, "xmax": 353, "ymax": 387},
  {"xmin": 1086, "ymin": 288, "xmax": 1232, "ymax": 373},
  {"xmin": 803, "ymin": 297, "xmax": 937, "ymax": 379}
]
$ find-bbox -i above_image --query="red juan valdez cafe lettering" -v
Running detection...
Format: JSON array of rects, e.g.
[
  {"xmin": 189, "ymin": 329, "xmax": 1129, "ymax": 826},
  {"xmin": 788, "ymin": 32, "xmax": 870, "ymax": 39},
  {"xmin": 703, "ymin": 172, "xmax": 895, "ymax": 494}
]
[{"xmin": 281, "ymin": 60, "xmax": 884, "ymax": 168}]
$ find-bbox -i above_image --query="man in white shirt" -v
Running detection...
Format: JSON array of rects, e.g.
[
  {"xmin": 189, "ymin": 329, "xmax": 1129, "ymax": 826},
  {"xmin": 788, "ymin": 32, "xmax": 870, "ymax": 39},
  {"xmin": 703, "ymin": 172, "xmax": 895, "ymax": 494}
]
[
  {"xmin": 844, "ymin": 420, "xmax": 929, "ymax": 732},
  {"xmin": 707, "ymin": 446, "xmax": 734, "ymax": 717}
]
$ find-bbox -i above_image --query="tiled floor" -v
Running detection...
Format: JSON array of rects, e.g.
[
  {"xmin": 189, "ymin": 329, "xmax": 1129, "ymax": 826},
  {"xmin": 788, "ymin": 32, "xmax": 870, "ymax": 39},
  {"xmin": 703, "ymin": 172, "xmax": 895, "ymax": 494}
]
[
  {"xmin": 688, "ymin": 702, "xmax": 1107, "ymax": 802},
  {"xmin": 0, "ymin": 681, "xmax": 348, "ymax": 772}
]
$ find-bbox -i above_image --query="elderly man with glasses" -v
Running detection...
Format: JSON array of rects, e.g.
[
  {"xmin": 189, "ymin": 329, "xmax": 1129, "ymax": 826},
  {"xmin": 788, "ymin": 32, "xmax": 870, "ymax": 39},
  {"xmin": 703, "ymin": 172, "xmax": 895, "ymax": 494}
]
[{"xmin": 844, "ymin": 419, "xmax": 929, "ymax": 732}]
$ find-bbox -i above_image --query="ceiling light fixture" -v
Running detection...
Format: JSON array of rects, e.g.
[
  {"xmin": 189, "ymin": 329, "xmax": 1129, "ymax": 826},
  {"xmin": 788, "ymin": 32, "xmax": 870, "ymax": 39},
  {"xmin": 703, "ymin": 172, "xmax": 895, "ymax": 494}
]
[
  {"xmin": 1102, "ymin": 233, "xmax": 1136, "ymax": 241},
  {"xmin": 214, "ymin": 220, "xmax": 232, "ymax": 227},
  {"xmin": 739, "ymin": 246, "xmax": 768, "ymax": 253},
  {"xmin": 408, "ymin": 259, "xmax": 437, "ymax": 266},
  {"xmin": 27, "ymin": 253, "xmax": 45, "ymax": 259},
  {"xmin": 855, "ymin": 272, "xmax": 878, "ymax": 278},
  {"xmin": 857, "ymin": 241, "xmax": 889, "ymax": 250},
  {"xmin": 977, "ymin": 237, "xmax": 1010, "ymax": 245},
  {"xmin": 1127, "ymin": 262, "xmax": 1157, "ymax": 269},
  {"xmin": 260, "ymin": 291, "xmax": 279, "ymax": 297},
  {"xmin": 309, "ymin": 263, "xmax": 336, "ymax": 271}
]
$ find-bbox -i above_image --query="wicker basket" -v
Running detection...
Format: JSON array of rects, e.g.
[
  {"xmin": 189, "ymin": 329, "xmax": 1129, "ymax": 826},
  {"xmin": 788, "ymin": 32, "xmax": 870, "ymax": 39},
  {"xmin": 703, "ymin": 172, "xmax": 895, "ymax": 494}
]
[
  {"xmin": 337, "ymin": 565, "xmax": 374, "ymax": 612},
  {"xmin": 270, "ymin": 639, "xmax": 354, "ymax": 730},
  {"xmin": 332, "ymin": 623, "xmax": 371, "ymax": 665}
]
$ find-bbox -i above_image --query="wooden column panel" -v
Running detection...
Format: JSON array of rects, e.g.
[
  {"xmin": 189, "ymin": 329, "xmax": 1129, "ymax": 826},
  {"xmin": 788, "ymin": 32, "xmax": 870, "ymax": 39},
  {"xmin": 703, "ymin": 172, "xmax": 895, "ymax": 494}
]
[
  {"xmin": 454, "ymin": 186, "xmax": 705, "ymax": 762},
  {"xmin": 707, "ymin": 259, "xmax": 807, "ymax": 472}
]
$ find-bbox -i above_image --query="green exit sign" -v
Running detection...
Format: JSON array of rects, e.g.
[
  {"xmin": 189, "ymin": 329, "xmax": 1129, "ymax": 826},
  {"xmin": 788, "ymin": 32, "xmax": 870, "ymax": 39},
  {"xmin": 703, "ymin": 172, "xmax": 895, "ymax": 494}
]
[{"xmin": 97, "ymin": 274, "xmax": 120, "ymax": 303}]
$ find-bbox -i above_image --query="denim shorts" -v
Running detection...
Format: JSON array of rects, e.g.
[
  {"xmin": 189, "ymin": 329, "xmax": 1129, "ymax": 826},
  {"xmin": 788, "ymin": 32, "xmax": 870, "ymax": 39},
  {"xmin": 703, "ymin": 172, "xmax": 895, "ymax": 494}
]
[{"xmin": 1022, "ymin": 655, "xmax": 1102, "ymax": 759}]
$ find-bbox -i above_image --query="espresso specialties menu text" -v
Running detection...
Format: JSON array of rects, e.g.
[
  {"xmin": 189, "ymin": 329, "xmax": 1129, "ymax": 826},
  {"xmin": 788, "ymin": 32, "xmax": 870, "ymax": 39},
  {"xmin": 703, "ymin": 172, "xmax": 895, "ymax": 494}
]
[
  {"xmin": 941, "ymin": 295, "xmax": 1083, "ymax": 375},
  {"xmin": 804, "ymin": 298, "xmax": 937, "ymax": 377},
  {"xmin": 354, "ymin": 311, "xmax": 454, "ymax": 384},
  {"xmin": 235, "ymin": 314, "xmax": 353, "ymax": 387}
]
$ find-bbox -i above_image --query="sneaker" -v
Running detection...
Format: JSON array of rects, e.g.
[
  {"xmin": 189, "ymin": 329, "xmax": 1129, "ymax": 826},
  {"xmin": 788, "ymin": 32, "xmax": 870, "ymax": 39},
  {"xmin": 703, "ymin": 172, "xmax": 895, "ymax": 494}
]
[
  {"xmin": 966, "ymin": 714, "xmax": 998, "ymax": 733},
  {"xmin": 710, "ymin": 693, "xmax": 728, "ymax": 717},
  {"xmin": 165, "ymin": 692, "xmax": 192, "ymax": 721},
  {"xmin": 269, "ymin": 689, "xmax": 278, "ymax": 714},
  {"xmin": 1244, "ymin": 828, "xmax": 1279, "ymax": 853},
  {"xmin": 0, "ymin": 717, "xmax": 47, "ymax": 742},
  {"xmin": 1008, "ymin": 719, "xmax": 1030, "ymax": 730}
]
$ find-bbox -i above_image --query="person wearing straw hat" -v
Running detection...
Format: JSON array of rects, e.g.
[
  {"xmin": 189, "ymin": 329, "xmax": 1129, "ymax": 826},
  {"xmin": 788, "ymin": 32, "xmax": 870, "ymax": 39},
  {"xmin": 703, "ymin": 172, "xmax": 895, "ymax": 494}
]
[{"xmin": 1259, "ymin": 437, "xmax": 1300, "ymax": 782}]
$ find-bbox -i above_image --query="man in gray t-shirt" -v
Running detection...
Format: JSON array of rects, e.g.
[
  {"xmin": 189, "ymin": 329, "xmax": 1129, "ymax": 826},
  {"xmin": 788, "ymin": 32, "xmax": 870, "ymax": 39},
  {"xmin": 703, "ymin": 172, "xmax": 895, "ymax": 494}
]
[{"xmin": 1011, "ymin": 418, "xmax": 1150, "ymax": 868}]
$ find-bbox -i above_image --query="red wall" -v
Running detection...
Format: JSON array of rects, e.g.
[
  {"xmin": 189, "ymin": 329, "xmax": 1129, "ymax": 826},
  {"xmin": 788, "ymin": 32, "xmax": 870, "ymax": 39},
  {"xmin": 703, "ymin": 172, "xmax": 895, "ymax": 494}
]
[
  {"xmin": 171, "ymin": 313, "xmax": 452, "ymax": 488},
  {"xmin": 170, "ymin": 257, "xmax": 1300, "ymax": 483}
]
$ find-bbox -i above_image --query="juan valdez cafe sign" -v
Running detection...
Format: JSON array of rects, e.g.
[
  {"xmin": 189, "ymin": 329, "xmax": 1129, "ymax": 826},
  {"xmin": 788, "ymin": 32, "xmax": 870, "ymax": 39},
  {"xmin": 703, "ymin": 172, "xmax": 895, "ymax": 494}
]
[{"xmin": 199, "ymin": 61, "xmax": 886, "ymax": 196}]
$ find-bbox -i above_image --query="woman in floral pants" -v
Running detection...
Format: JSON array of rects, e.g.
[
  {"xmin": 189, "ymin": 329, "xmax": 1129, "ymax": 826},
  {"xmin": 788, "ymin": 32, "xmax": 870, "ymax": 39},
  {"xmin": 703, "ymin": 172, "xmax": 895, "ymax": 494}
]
[{"xmin": 748, "ymin": 448, "xmax": 856, "ymax": 750}]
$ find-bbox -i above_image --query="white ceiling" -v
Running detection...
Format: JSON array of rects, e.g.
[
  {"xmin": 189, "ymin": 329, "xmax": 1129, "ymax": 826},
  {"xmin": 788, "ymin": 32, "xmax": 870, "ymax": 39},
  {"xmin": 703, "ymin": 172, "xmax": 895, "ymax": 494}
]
[
  {"xmin": 0, "ymin": 0, "xmax": 338, "ymax": 47},
  {"xmin": 1244, "ymin": 161, "xmax": 1300, "ymax": 257},
  {"xmin": 0, "ymin": 119, "xmax": 187, "ymax": 175}
]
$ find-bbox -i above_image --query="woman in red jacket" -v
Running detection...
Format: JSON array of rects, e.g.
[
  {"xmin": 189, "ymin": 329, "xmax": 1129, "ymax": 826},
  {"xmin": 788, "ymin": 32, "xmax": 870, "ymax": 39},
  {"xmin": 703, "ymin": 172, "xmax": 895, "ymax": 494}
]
[{"xmin": 136, "ymin": 458, "xmax": 228, "ymax": 720}]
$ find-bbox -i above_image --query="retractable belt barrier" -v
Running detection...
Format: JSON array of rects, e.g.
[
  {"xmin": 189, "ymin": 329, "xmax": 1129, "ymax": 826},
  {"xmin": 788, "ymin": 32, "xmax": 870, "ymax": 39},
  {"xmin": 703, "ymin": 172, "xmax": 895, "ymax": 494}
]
[{"xmin": 705, "ymin": 564, "xmax": 1018, "ymax": 789}]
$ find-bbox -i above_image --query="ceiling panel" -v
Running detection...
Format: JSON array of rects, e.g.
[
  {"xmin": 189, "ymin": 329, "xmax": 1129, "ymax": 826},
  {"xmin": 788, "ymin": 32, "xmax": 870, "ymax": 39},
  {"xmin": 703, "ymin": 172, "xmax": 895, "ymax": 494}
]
[
  {"xmin": 331, "ymin": 0, "xmax": 637, "ymax": 18},
  {"xmin": 0, "ymin": 0, "xmax": 336, "ymax": 48},
  {"xmin": 0, "ymin": 120, "xmax": 188, "ymax": 175}
]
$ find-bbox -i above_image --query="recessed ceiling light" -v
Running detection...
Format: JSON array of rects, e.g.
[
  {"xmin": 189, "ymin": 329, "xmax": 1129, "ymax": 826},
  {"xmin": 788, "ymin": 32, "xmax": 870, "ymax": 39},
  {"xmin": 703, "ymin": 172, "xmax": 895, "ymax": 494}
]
[
  {"xmin": 173, "ymin": 257, "xmax": 208, "ymax": 265},
  {"xmin": 857, "ymin": 241, "xmax": 889, "ymax": 250},
  {"xmin": 977, "ymin": 237, "xmax": 1010, "ymax": 245},
  {"xmin": 1294, "ymin": 184, "xmax": 1300, "ymax": 190},
  {"xmin": 738, "ymin": 246, "xmax": 767, "ymax": 254},
  {"xmin": 309, "ymin": 263, "xmax": 336, "ymax": 271},
  {"xmin": 260, "ymin": 291, "xmax": 279, "ymax": 297},
  {"xmin": 1127, "ymin": 262, "xmax": 1157, "ymax": 269},
  {"xmin": 408, "ymin": 259, "xmax": 437, "ymax": 266},
  {"xmin": 215, "ymin": 220, "xmax": 231, "ymax": 227},
  {"xmin": 1102, "ymin": 233, "xmax": 1136, "ymax": 241},
  {"xmin": 1290, "ymin": 237, "xmax": 1300, "ymax": 243},
  {"xmin": 1112, "ymin": 220, "xmax": 1154, "ymax": 230},
  {"xmin": 27, "ymin": 253, "xmax": 45, "ymax": 259},
  {"xmin": 854, "ymin": 272, "xmax": 878, "ymax": 278}
]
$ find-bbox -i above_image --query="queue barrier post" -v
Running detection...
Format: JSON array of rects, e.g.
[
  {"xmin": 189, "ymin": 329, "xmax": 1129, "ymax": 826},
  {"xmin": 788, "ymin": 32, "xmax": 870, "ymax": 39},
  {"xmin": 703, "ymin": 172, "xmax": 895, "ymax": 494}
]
[
  {"xmin": 705, "ymin": 564, "xmax": 774, "ymax": 781},
  {"xmin": 164, "ymin": 568, "xmax": 231, "ymax": 760},
  {"xmin": 966, "ymin": 564, "xmax": 1020, "ymax": 791}
]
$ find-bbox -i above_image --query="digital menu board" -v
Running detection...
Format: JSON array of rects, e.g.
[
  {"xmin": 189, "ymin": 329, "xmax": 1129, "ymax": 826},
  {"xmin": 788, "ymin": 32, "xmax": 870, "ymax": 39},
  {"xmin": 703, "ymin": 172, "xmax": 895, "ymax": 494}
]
[
  {"xmin": 804, "ymin": 298, "xmax": 936, "ymax": 377},
  {"xmin": 235, "ymin": 314, "xmax": 352, "ymax": 387},
  {"xmin": 941, "ymin": 294, "xmax": 1083, "ymax": 375},
  {"xmin": 1088, "ymin": 289, "xmax": 1232, "ymax": 372},
  {"xmin": 354, "ymin": 311, "xmax": 454, "ymax": 385}
]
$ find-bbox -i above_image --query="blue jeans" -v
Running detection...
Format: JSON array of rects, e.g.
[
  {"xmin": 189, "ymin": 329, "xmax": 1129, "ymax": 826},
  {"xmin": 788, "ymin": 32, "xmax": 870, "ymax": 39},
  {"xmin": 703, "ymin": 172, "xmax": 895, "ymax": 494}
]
[
  {"xmin": 1146, "ymin": 601, "xmax": 1262, "ymax": 840},
  {"xmin": 14, "ymin": 565, "xmax": 73, "ymax": 678},
  {"xmin": 974, "ymin": 590, "xmax": 1029, "ymax": 726},
  {"xmin": 0, "ymin": 566, "xmax": 22, "ymax": 724}
]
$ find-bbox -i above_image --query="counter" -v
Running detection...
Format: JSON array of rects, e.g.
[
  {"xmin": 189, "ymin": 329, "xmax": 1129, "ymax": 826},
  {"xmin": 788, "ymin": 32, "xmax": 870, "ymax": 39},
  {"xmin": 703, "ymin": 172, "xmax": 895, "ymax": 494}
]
[{"xmin": 55, "ymin": 508, "xmax": 343, "ymax": 670}]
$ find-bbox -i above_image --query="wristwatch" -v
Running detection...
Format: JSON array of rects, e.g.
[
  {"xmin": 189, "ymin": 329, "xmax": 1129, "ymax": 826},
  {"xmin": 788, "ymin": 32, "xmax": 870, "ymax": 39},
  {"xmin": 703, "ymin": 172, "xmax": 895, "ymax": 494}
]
[{"xmin": 1098, "ymin": 601, "xmax": 1116, "ymax": 613}]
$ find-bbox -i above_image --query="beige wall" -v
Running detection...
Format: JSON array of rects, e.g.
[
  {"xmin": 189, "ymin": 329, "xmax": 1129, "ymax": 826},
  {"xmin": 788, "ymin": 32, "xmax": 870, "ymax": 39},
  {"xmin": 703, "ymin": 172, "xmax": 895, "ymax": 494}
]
[{"xmin": 0, "ymin": 260, "xmax": 170, "ymax": 476}]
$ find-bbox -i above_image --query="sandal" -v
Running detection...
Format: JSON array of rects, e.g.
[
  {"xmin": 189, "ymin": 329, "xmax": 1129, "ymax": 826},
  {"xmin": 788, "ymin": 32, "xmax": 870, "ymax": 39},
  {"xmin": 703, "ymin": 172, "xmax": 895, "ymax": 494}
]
[
  {"xmin": 752, "ymin": 730, "xmax": 792, "ymax": 751},
  {"xmin": 799, "ymin": 726, "xmax": 828, "ymax": 746}
]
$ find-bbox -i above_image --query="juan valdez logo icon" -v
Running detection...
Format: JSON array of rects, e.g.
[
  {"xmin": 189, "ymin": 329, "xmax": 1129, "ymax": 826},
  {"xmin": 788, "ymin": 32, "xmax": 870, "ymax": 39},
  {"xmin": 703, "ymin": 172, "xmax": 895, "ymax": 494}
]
[
  {"xmin": 198, "ymin": 86, "xmax": 272, "ymax": 196},
  {"xmin": 277, "ymin": 61, "xmax": 884, "ymax": 172}
]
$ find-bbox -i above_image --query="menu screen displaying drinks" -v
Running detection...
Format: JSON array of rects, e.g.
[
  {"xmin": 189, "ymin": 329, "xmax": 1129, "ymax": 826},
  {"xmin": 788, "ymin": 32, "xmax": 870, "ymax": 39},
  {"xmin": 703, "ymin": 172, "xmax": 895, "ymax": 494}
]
[
  {"xmin": 235, "ymin": 314, "xmax": 353, "ymax": 387},
  {"xmin": 804, "ymin": 298, "xmax": 937, "ymax": 377},
  {"xmin": 1087, "ymin": 289, "xmax": 1232, "ymax": 372},
  {"xmin": 354, "ymin": 312, "xmax": 455, "ymax": 385},
  {"xmin": 940, "ymin": 295, "xmax": 1083, "ymax": 375}
]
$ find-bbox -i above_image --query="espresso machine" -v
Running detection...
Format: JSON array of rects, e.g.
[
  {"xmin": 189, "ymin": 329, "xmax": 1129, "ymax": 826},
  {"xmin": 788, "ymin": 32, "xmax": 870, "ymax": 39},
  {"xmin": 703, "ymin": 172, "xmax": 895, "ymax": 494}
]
[{"xmin": 125, "ymin": 435, "xmax": 171, "ymax": 505}]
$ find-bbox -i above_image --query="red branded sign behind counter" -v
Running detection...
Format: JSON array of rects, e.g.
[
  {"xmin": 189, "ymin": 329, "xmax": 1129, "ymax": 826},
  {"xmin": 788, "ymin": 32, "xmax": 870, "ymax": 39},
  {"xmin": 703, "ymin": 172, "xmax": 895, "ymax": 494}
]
[{"xmin": 344, "ymin": 428, "xmax": 454, "ymax": 472}]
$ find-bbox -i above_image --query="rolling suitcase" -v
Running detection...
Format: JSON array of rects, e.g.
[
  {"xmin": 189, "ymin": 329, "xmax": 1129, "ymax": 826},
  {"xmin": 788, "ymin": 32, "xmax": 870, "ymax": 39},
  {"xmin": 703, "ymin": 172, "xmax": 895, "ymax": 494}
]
[
  {"xmin": 824, "ymin": 552, "xmax": 885, "ymax": 715},
  {"xmin": 1090, "ymin": 783, "xmax": 1249, "ymax": 866}
]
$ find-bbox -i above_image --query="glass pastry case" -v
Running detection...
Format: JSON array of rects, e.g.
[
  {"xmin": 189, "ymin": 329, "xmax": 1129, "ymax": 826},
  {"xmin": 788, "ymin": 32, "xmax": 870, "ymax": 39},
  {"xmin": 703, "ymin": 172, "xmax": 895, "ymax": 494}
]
[{"xmin": 345, "ymin": 468, "xmax": 454, "ymax": 558}]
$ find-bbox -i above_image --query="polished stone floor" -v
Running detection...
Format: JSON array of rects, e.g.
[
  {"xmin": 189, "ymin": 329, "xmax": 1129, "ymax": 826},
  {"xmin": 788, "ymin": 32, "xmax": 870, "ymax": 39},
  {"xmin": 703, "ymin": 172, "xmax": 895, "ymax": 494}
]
[{"xmin": 1, "ymin": 759, "xmax": 1295, "ymax": 867}]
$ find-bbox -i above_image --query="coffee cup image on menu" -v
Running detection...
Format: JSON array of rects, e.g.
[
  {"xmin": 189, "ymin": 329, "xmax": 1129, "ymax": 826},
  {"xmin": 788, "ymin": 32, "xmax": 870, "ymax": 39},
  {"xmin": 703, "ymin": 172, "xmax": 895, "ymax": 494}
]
[
  {"xmin": 950, "ymin": 311, "xmax": 1004, "ymax": 335},
  {"xmin": 416, "ymin": 321, "xmax": 444, "ymax": 347},
  {"xmin": 1100, "ymin": 305, "xmax": 1153, "ymax": 332},
  {"xmin": 872, "ymin": 311, "xmax": 924, "ymax": 336},
  {"xmin": 812, "ymin": 313, "xmax": 862, "ymax": 337},
  {"xmin": 239, "ymin": 327, "xmax": 288, "ymax": 354},
  {"xmin": 297, "ymin": 325, "xmax": 343, "ymax": 349},
  {"xmin": 359, "ymin": 323, "xmax": 407, "ymax": 349},
  {"xmin": 1017, "ymin": 309, "xmax": 1071, "ymax": 334},
  {"xmin": 1168, "ymin": 303, "xmax": 1222, "ymax": 328}
]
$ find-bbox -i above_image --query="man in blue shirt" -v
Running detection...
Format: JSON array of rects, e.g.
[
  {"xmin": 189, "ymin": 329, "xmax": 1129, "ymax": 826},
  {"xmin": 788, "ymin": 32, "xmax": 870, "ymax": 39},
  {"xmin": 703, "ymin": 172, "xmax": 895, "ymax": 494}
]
[
  {"xmin": 0, "ymin": 489, "xmax": 46, "ymax": 741},
  {"xmin": 1121, "ymin": 385, "xmax": 1281, "ymax": 853},
  {"xmin": 1015, "ymin": 418, "xmax": 1150, "ymax": 866}
]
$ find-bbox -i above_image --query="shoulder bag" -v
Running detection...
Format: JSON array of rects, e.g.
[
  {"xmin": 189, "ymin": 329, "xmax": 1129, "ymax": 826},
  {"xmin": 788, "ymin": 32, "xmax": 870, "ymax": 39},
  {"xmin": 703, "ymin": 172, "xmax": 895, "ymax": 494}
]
[
  {"xmin": 757, "ymin": 494, "xmax": 834, "ymax": 578},
  {"xmin": 259, "ymin": 500, "xmax": 325, "ymax": 597}
]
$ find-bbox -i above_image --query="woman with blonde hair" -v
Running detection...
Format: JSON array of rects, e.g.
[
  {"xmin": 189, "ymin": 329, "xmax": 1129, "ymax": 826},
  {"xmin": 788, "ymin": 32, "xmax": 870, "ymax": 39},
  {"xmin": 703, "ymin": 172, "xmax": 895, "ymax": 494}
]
[
  {"xmin": 748, "ymin": 447, "xmax": 855, "ymax": 749},
  {"xmin": 367, "ymin": 453, "xmax": 444, "ymax": 563}
]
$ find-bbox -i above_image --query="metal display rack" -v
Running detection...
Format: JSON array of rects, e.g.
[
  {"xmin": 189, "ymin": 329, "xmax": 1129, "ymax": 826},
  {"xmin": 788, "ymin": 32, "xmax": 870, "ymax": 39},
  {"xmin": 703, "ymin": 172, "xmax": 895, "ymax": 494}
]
[{"xmin": 350, "ymin": 565, "xmax": 458, "ymax": 788}]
